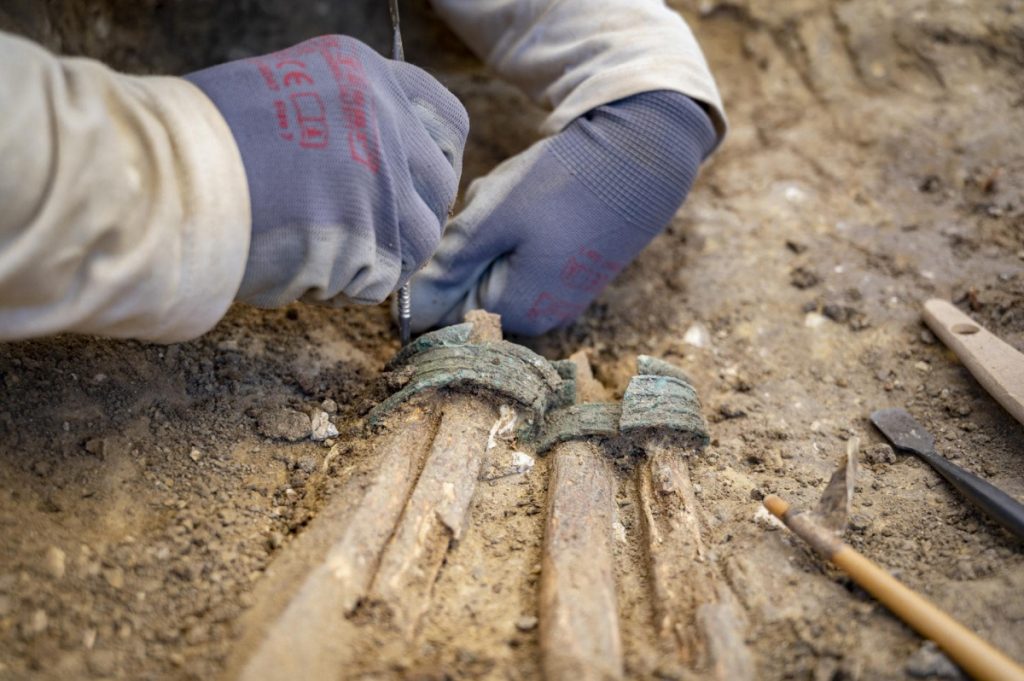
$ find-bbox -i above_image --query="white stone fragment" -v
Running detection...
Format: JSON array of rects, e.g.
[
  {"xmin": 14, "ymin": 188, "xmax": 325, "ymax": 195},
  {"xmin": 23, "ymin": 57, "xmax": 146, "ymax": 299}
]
[
  {"xmin": 754, "ymin": 506, "xmax": 786, "ymax": 530},
  {"xmin": 683, "ymin": 322, "xmax": 711, "ymax": 348},
  {"xmin": 510, "ymin": 451, "xmax": 535, "ymax": 474},
  {"xmin": 310, "ymin": 410, "xmax": 338, "ymax": 441},
  {"xmin": 487, "ymin": 405, "xmax": 518, "ymax": 450},
  {"xmin": 804, "ymin": 312, "xmax": 828, "ymax": 328}
]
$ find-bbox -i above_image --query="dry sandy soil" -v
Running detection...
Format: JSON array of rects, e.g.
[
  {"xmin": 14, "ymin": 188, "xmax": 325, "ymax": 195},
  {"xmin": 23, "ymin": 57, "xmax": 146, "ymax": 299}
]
[{"xmin": 0, "ymin": 1, "xmax": 1022, "ymax": 679}]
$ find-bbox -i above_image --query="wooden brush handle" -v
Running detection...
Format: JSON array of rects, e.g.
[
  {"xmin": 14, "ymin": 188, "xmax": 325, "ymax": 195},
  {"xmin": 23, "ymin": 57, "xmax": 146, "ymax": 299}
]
[
  {"xmin": 765, "ymin": 495, "xmax": 1024, "ymax": 681},
  {"xmin": 831, "ymin": 547, "xmax": 1024, "ymax": 681},
  {"xmin": 923, "ymin": 299, "xmax": 1024, "ymax": 428}
]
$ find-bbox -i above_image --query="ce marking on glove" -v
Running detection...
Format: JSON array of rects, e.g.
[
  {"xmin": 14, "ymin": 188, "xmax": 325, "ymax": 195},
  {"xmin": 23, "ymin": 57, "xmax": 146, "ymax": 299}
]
[
  {"xmin": 256, "ymin": 54, "xmax": 328, "ymax": 149},
  {"xmin": 253, "ymin": 37, "xmax": 382, "ymax": 172}
]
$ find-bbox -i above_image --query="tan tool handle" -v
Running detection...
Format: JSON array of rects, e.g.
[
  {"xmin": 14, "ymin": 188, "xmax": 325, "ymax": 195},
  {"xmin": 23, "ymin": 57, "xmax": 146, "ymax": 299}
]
[
  {"xmin": 832, "ymin": 548, "xmax": 1024, "ymax": 681},
  {"xmin": 923, "ymin": 299, "xmax": 1024, "ymax": 428},
  {"xmin": 765, "ymin": 496, "xmax": 1024, "ymax": 681}
]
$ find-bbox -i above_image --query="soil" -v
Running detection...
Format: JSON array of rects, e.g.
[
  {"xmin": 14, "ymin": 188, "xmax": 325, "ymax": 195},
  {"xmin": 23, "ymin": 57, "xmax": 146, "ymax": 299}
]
[{"xmin": 1, "ymin": 1, "xmax": 1023, "ymax": 679}]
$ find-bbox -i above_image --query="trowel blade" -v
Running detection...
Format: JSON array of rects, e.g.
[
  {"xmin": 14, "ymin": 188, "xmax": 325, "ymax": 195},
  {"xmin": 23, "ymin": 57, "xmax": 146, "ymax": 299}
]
[
  {"xmin": 870, "ymin": 408, "xmax": 935, "ymax": 455},
  {"xmin": 813, "ymin": 438, "xmax": 859, "ymax": 533}
]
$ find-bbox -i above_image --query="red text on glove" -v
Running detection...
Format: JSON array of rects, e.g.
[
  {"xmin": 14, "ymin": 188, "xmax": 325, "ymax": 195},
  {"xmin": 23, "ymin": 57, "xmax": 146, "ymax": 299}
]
[
  {"xmin": 256, "ymin": 55, "xmax": 330, "ymax": 148},
  {"xmin": 559, "ymin": 247, "xmax": 623, "ymax": 293},
  {"xmin": 252, "ymin": 37, "xmax": 382, "ymax": 170},
  {"xmin": 527, "ymin": 292, "xmax": 585, "ymax": 324},
  {"xmin": 322, "ymin": 45, "xmax": 381, "ymax": 173}
]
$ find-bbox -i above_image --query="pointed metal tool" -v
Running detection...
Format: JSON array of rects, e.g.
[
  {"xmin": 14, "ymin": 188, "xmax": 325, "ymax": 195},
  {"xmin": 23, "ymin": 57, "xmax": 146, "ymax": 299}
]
[
  {"xmin": 870, "ymin": 407, "xmax": 1024, "ymax": 541},
  {"xmin": 389, "ymin": 0, "xmax": 412, "ymax": 346},
  {"xmin": 388, "ymin": 0, "xmax": 404, "ymax": 61}
]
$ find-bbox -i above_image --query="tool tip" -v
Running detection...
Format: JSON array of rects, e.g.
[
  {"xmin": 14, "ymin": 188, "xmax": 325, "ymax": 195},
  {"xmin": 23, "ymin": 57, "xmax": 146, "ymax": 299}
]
[{"xmin": 763, "ymin": 494, "xmax": 789, "ymax": 519}]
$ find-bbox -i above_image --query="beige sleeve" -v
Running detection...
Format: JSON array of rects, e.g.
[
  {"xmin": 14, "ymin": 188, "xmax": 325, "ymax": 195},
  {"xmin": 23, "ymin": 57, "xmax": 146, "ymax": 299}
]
[
  {"xmin": 429, "ymin": 0, "xmax": 727, "ymax": 143},
  {"xmin": 0, "ymin": 31, "xmax": 251, "ymax": 343}
]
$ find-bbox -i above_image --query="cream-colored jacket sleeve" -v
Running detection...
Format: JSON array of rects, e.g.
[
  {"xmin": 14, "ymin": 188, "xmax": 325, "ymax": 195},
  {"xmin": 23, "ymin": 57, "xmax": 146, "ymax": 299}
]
[
  {"xmin": 430, "ymin": 0, "xmax": 727, "ymax": 143},
  {"xmin": 0, "ymin": 31, "xmax": 250, "ymax": 343}
]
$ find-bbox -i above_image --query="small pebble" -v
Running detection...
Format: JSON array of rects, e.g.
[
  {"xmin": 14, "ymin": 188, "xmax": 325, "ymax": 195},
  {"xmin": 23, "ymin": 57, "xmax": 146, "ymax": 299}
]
[
  {"xmin": 789, "ymin": 265, "xmax": 820, "ymax": 289},
  {"xmin": 28, "ymin": 609, "xmax": 48, "ymax": 635},
  {"xmin": 849, "ymin": 514, "xmax": 872, "ymax": 532},
  {"xmin": 719, "ymin": 403, "xmax": 747, "ymax": 419},
  {"xmin": 321, "ymin": 398, "xmax": 338, "ymax": 414},
  {"xmin": 786, "ymin": 239, "xmax": 808, "ymax": 254},
  {"xmin": 257, "ymin": 408, "xmax": 311, "ymax": 442},
  {"xmin": 905, "ymin": 641, "xmax": 964, "ymax": 679},
  {"xmin": 683, "ymin": 322, "xmax": 710, "ymax": 348},
  {"xmin": 804, "ymin": 312, "xmax": 828, "ymax": 328},
  {"xmin": 103, "ymin": 566, "xmax": 125, "ymax": 589},
  {"xmin": 44, "ymin": 546, "xmax": 66, "ymax": 580},
  {"xmin": 189, "ymin": 447, "xmax": 202, "ymax": 463},
  {"xmin": 864, "ymin": 444, "xmax": 897, "ymax": 465},
  {"xmin": 515, "ymin": 615, "xmax": 538, "ymax": 632},
  {"xmin": 310, "ymin": 410, "xmax": 339, "ymax": 441}
]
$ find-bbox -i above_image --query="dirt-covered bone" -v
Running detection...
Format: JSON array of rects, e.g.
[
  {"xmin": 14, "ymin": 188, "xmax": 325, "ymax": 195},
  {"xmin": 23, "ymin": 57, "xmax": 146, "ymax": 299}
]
[
  {"xmin": 539, "ymin": 351, "xmax": 624, "ymax": 680},
  {"xmin": 626, "ymin": 356, "xmax": 756, "ymax": 678}
]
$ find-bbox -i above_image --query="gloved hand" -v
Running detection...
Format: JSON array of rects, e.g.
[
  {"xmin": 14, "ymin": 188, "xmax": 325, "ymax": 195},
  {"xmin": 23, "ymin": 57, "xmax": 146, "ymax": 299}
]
[
  {"xmin": 407, "ymin": 90, "xmax": 716, "ymax": 335},
  {"xmin": 186, "ymin": 35, "xmax": 468, "ymax": 307}
]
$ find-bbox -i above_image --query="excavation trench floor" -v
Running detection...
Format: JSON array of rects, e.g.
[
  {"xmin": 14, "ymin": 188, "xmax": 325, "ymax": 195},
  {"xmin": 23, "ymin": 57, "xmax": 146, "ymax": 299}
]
[{"xmin": 0, "ymin": 1, "xmax": 1022, "ymax": 679}]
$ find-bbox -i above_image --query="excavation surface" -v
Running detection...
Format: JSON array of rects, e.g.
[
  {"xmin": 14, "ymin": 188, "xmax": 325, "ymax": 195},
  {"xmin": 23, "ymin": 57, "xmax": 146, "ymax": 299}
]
[{"xmin": 1, "ymin": 1, "xmax": 1022, "ymax": 679}]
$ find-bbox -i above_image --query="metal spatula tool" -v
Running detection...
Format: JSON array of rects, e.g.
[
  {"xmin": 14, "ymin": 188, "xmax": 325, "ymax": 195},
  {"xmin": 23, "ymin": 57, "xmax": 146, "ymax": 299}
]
[
  {"xmin": 871, "ymin": 407, "xmax": 1024, "ymax": 541},
  {"xmin": 389, "ymin": 0, "xmax": 412, "ymax": 346}
]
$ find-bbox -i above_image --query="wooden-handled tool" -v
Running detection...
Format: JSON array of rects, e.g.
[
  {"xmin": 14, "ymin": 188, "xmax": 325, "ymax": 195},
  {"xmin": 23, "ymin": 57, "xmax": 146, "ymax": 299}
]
[
  {"xmin": 923, "ymin": 298, "xmax": 1024, "ymax": 428},
  {"xmin": 764, "ymin": 494, "xmax": 1024, "ymax": 681}
]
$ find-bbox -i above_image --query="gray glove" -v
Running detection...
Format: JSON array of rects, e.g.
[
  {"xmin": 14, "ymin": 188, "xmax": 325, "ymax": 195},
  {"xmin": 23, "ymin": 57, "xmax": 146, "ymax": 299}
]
[
  {"xmin": 407, "ymin": 90, "xmax": 716, "ymax": 335},
  {"xmin": 186, "ymin": 35, "xmax": 468, "ymax": 307}
]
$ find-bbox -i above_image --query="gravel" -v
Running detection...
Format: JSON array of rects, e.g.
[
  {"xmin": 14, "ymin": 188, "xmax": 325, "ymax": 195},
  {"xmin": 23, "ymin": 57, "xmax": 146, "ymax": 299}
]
[{"xmin": 257, "ymin": 408, "xmax": 311, "ymax": 442}]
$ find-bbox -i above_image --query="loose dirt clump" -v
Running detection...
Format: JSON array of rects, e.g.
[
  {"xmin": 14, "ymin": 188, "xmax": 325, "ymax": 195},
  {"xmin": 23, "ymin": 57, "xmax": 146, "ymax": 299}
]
[{"xmin": 1, "ymin": 1, "xmax": 1023, "ymax": 679}]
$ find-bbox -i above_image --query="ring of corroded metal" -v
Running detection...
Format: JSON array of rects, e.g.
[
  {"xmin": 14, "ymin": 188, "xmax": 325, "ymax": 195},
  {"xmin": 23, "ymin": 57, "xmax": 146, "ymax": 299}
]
[
  {"xmin": 385, "ymin": 323, "xmax": 473, "ymax": 371},
  {"xmin": 534, "ymin": 403, "xmax": 622, "ymax": 454},
  {"xmin": 367, "ymin": 333, "xmax": 563, "ymax": 432},
  {"xmin": 620, "ymin": 355, "xmax": 709, "ymax": 447}
]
